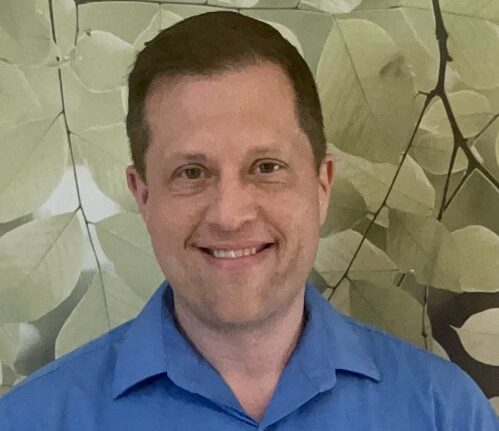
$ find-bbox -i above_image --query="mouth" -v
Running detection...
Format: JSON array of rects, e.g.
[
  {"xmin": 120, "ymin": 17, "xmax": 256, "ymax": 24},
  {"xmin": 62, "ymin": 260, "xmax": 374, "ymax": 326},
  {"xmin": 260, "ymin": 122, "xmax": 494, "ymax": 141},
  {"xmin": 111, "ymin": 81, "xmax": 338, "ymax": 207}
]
[
  {"xmin": 196, "ymin": 242, "xmax": 276, "ymax": 270},
  {"xmin": 198, "ymin": 242, "xmax": 274, "ymax": 257}
]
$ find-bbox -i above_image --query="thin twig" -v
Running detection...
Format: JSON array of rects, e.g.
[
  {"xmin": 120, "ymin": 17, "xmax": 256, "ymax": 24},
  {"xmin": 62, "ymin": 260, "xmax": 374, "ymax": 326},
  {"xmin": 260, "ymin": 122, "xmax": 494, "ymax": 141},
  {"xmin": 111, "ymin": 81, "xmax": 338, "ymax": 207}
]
[{"xmin": 470, "ymin": 112, "xmax": 499, "ymax": 144}]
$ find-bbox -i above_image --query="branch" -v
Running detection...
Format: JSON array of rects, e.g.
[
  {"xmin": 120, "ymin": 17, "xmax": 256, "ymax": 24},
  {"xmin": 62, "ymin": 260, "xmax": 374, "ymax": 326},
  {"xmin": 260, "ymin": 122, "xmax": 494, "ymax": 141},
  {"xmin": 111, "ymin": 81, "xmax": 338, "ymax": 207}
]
[
  {"xmin": 49, "ymin": 0, "xmax": 111, "ymax": 329},
  {"xmin": 326, "ymin": 92, "xmax": 434, "ymax": 300}
]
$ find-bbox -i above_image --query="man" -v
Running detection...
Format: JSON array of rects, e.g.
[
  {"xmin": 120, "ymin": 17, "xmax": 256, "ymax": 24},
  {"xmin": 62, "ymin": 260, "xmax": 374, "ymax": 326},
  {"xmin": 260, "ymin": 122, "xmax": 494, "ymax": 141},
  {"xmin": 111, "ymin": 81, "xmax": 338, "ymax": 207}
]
[{"xmin": 1, "ymin": 11, "xmax": 497, "ymax": 430}]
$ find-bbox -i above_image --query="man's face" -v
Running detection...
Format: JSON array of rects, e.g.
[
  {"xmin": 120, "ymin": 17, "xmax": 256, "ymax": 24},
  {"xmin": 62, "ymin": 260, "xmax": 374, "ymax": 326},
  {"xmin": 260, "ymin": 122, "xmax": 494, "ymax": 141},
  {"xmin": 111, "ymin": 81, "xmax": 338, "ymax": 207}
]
[{"xmin": 127, "ymin": 62, "xmax": 334, "ymax": 329}]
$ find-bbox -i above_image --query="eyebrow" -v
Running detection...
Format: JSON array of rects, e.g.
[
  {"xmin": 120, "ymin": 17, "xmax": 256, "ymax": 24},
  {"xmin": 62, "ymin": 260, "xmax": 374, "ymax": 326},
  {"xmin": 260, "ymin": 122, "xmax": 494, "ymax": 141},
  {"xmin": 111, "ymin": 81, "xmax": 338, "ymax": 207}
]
[{"xmin": 167, "ymin": 147, "xmax": 285, "ymax": 162}]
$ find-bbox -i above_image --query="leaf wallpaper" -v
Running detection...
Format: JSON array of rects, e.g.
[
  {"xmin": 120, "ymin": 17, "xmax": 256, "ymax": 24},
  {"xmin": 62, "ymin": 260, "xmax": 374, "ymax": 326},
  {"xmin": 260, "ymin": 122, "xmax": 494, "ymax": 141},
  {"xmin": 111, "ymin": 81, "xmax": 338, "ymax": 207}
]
[{"xmin": 0, "ymin": 0, "xmax": 498, "ymax": 412}]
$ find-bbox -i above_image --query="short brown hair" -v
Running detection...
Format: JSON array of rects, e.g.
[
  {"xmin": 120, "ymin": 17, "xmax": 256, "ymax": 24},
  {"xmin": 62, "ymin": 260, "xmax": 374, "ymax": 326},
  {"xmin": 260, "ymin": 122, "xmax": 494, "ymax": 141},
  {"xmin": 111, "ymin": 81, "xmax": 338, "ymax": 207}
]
[{"xmin": 126, "ymin": 11, "xmax": 326, "ymax": 180}]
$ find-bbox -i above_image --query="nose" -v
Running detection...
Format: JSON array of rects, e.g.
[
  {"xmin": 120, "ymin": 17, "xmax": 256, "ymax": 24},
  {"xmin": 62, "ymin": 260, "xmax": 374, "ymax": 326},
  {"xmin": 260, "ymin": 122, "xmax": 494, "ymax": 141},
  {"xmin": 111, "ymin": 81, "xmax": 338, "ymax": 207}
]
[{"xmin": 203, "ymin": 172, "xmax": 258, "ymax": 233}]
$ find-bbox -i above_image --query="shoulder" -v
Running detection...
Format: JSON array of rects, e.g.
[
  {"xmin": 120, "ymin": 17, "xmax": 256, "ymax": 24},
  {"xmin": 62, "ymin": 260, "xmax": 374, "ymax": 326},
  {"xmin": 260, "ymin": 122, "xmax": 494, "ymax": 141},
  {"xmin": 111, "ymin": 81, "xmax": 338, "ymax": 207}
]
[
  {"xmin": 339, "ymin": 312, "xmax": 498, "ymax": 429},
  {"xmin": 0, "ymin": 321, "xmax": 131, "ymax": 421}
]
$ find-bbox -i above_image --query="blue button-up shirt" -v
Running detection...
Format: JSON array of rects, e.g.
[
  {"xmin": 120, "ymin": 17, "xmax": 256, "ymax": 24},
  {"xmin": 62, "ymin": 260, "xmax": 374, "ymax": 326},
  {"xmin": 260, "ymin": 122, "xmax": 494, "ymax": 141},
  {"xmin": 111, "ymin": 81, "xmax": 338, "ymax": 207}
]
[{"xmin": 1, "ymin": 281, "xmax": 497, "ymax": 430}]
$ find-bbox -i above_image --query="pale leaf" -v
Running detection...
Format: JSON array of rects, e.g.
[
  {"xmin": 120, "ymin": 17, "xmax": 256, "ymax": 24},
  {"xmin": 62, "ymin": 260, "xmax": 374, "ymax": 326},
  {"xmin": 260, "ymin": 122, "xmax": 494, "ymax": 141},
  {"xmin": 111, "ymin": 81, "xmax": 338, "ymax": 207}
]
[
  {"xmin": 0, "ymin": 63, "xmax": 41, "ymax": 125},
  {"xmin": 61, "ymin": 66, "xmax": 125, "ymax": 133},
  {"xmin": 334, "ymin": 146, "xmax": 435, "ymax": 215},
  {"xmin": 490, "ymin": 397, "xmax": 499, "ymax": 416},
  {"xmin": 299, "ymin": 0, "xmax": 362, "ymax": 14},
  {"xmin": 452, "ymin": 225, "xmax": 499, "ymax": 292},
  {"xmin": 446, "ymin": 16, "xmax": 499, "ymax": 89},
  {"xmin": 0, "ymin": 0, "xmax": 51, "ymax": 65},
  {"xmin": 421, "ymin": 90, "xmax": 492, "ymax": 138},
  {"xmin": 317, "ymin": 18, "xmax": 417, "ymax": 164},
  {"xmin": 72, "ymin": 124, "xmax": 136, "ymax": 212},
  {"xmin": 52, "ymin": 0, "xmax": 77, "ymax": 55},
  {"xmin": 71, "ymin": 31, "xmax": 136, "ymax": 92},
  {"xmin": 0, "ymin": 213, "xmax": 84, "ymax": 322},
  {"xmin": 453, "ymin": 308, "xmax": 499, "ymax": 366},
  {"xmin": 320, "ymin": 177, "xmax": 368, "ymax": 236},
  {"xmin": 55, "ymin": 271, "xmax": 144, "ymax": 358},
  {"xmin": 350, "ymin": 280, "xmax": 427, "ymax": 348},
  {"xmin": 96, "ymin": 212, "xmax": 164, "ymax": 300},
  {"xmin": 410, "ymin": 130, "xmax": 468, "ymax": 175},
  {"xmin": 0, "ymin": 116, "xmax": 68, "ymax": 223},
  {"xmin": 79, "ymin": 2, "xmax": 160, "ymax": 45},
  {"xmin": 431, "ymin": 338, "xmax": 450, "ymax": 361},
  {"xmin": 387, "ymin": 210, "xmax": 462, "ymax": 292},
  {"xmin": 316, "ymin": 229, "xmax": 398, "ymax": 286}
]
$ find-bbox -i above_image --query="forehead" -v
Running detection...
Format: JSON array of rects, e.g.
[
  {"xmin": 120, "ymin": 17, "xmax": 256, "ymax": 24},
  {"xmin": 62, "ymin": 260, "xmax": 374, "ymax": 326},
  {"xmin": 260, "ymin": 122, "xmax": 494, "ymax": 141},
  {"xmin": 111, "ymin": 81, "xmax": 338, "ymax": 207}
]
[{"xmin": 143, "ymin": 62, "xmax": 305, "ymax": 156}]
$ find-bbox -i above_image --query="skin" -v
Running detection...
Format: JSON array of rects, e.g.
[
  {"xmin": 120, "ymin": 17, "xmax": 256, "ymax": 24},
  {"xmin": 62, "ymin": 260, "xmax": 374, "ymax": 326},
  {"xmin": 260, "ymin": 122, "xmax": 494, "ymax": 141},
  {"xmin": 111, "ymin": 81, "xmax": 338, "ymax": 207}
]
[{"xmin": 126, "ymin": 61, "xmax": 334, "ymax": 421}]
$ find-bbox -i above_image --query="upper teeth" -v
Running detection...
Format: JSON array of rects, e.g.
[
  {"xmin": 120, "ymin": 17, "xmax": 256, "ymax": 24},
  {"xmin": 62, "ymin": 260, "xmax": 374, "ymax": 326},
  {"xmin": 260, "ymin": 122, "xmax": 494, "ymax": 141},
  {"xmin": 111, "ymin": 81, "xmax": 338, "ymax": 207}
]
[{"xmin": 211, "ymin": 247, "xmax": 258, "ymax": 259}]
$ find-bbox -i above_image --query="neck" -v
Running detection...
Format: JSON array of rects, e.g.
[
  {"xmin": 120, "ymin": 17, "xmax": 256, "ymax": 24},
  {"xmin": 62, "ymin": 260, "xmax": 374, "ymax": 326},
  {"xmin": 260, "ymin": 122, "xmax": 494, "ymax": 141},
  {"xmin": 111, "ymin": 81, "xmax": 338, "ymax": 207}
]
[{"xmin": 173, "ymin": 292, "xmax": 306, "ymax": 380}]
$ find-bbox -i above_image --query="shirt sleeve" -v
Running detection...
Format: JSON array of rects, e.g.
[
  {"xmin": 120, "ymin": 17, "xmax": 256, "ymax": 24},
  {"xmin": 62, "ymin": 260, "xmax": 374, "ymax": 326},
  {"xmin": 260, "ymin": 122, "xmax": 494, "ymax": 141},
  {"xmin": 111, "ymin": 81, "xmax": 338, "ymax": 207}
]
[
  {"xmin": 435, "ymin": 365, "xmax": 499, "ymax": 431},
  {"xmin": 0, "ymin": 396, "xmax": 12, "ymax": 431},
  {"xmin": 0, "ymin": 392, "xmax": 38, "ymax": 431}
]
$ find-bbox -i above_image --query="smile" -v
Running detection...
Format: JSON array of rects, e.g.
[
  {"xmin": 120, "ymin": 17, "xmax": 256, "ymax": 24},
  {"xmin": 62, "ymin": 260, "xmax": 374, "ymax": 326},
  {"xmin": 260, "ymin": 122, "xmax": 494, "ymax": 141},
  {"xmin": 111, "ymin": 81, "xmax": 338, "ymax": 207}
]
[
  {"xmin": 200, "ymin": 243, "xmax": 272, "ymax": 259},
  {"xmin": 197, "ymin": 243, "xmax": 276, "ymax": 269}
]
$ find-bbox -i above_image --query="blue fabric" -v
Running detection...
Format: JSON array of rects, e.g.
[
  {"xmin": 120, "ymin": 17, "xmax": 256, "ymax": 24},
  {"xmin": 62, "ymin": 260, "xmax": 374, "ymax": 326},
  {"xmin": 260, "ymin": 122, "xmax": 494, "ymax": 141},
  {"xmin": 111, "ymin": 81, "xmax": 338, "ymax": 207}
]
[{"xmin": 1, "ymin": 281, "xmax": 497, "ymax": 430}]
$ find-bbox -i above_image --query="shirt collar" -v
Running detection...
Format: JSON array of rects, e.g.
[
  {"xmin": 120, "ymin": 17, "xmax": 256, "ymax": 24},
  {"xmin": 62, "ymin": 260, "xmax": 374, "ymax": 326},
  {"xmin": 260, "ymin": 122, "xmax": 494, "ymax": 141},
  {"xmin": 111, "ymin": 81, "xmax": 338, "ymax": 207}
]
[{"xmin": 112, "ymin": 280, "xmax": 380, "ymax": 400}]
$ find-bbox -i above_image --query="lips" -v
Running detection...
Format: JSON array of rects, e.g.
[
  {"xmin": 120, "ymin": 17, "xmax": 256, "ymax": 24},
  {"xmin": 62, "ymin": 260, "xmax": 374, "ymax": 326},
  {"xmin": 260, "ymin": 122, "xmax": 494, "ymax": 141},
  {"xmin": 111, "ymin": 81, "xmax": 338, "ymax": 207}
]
[{"xmin": 198, "ymin": 242, "xmax": 274, "ymax": 256}]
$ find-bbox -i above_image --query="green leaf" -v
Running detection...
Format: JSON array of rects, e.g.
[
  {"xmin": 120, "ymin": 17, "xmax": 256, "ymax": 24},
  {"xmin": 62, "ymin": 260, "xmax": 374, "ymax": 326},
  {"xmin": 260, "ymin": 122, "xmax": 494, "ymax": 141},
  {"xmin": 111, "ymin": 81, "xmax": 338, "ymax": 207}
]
[
  {"xmin": 350, "ymin": 280, "xmax": 427, "ymax": 348},
  {"xmin": 61, "ymin": 66, "xmax": 125, "ymax": 133},
  {"xmin": 387, "ymin": 209, "xmax": 462, "ymax": 292},
  {"xmin": 207, "ymin": 0, "xmax": 259, "ymax": 6},
  {"xmin": 324, "ymin": 279, "xmax": 351, "ymax": 315},
  {"xmin": 134, "ymin": 11, "xmax": 161, "ymax": 51},
  {"xmin": 452, "ymin": 225, "xmax": 499, "ymax": 292},
  {"xmin": 316, "ymin": 18, "xmax": 417, "ymax": 164},
  {"xmin": 410, "ymin": 130, "xmax": 468, "ymax": 175},
  {"xmin": 453, "ymin": 308, "xmax": 499, "ymax": 366},
  {"xmin": 0, "ymin": 212, "xmax": 84, "ymax": 322},
  {"xmin": 52, "ymin": 0, "xmax": 77, "ymax": 55},
  {"xmin": 0, "ymin": 324, "xmax": 21, "ymax": 367},
  {"xmin": 259, "ymin": 20, "xmax": 304, "ymax": 56},
  {"xmin": 431, "ymin": 338, "xmax": 450, "ymax": 361},
  {"xmin": 241, "ymin": 9, "xmax": 334, "ymax": 75},
  {"xmin": 491, "ymin": 397, "xmax": 499, "ymax": 416},
  {"xmin": 20, "ymin": 65, "xmax": 62, "ymax": 119},
  {"xmin": 315, "ymin": 229, "xmax": 398, "ymax": 286},
  {"xmin": 350, "ymin": 8, "xmax": 438, "ymax": 92},
  {"xmin": 0, "ymin": 116, "xmax": 68, "ymax": 223},
  {"xmin": 79, "ymin": 2, "xmax": 160, "ymax": 46},
  {"xmin": 0, "ymin": 63, "xmax": 41, "ymax": 125},
  {"xmin": 0, "ymin": 323, "xmax": 41, "ymax": 368},
  {"xmin": 298, "ymin": 0, "xmax": 362, "ymax": 14},
  {"xmin": 55, "ymin": 271, "xmax": 145, "ymax": 358},
  {"xmin": 334, "ymin": 146, "xmax": 435, "ymax": 215},
  {"xmin": 0, "ymin": 0, "xmax": 51, "ymax": 65},
  {"xmin": 320, "ymin": 177, "xmax": 368, "ymax": 236},
  {"xmin": 72, "ymin": 124, "xmax": 136, "ymax": 212},
  {"xmin": 440, "ymin": 0, "xmax": 499, "ymax": 22},
  {"xmin": 443, "ymin": 170, "xmax": 499, "ymax": 234},
  {"xmin": 420, "ymin": 90, "xmax": 492, "ymax": 138},
  {"xmin": 71, "ymin": 31, "xmax": 136, "ymax": 92},
  {"xmin": 446, "ymin": 15, "xmax": 499, "ymax": 89},
  {"xmin": 95, "ymin": 212, "xmax": 164, "ymax": 300}
]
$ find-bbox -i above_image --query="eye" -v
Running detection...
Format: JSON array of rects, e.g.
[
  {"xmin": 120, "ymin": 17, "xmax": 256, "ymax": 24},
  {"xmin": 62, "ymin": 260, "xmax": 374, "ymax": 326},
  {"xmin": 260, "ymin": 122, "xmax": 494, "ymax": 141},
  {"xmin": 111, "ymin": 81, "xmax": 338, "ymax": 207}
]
[
  {"xmin": 176, "ymin": 165, "xmax": 206, "ymax": 180},
  {"xmin": 255, "ymin": 161, "xmax": 283, "ymax": 174}
]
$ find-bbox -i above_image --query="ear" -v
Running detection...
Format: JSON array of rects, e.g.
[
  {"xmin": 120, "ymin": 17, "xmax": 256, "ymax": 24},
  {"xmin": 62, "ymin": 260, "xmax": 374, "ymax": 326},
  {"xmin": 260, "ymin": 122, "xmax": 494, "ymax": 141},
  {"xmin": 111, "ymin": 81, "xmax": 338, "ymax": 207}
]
[
  {"xmin": 317, "ymin": 153, "xmax": 335, "ymax": 227},
  {"xmin": 126, "ymin": 165, "xmax": 149, "ymax": 219}
]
